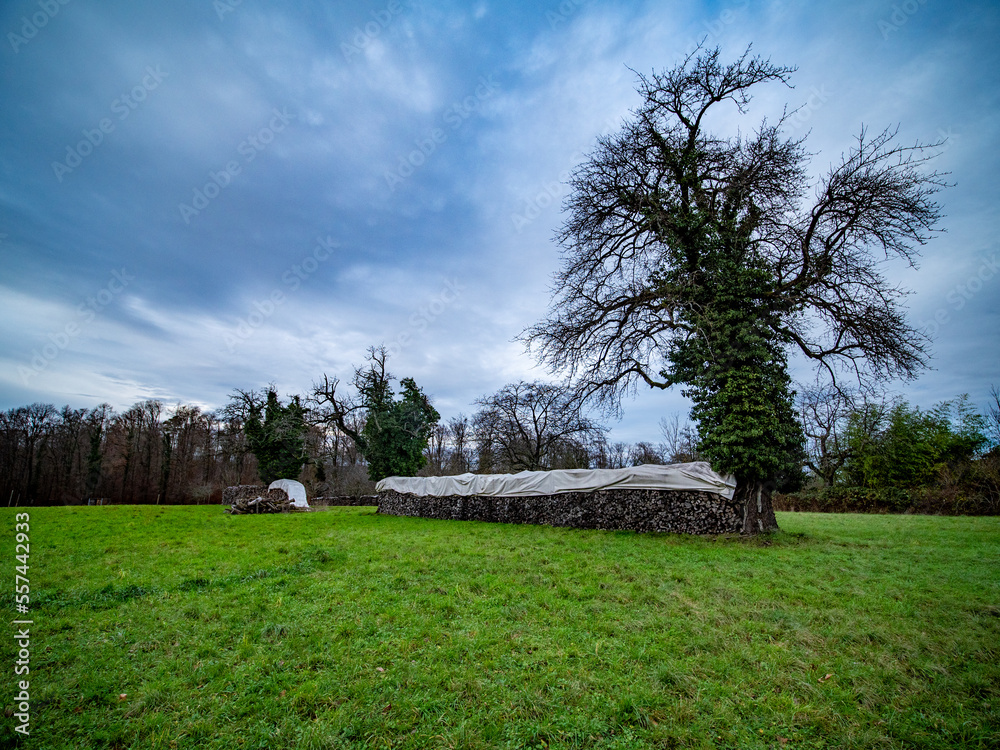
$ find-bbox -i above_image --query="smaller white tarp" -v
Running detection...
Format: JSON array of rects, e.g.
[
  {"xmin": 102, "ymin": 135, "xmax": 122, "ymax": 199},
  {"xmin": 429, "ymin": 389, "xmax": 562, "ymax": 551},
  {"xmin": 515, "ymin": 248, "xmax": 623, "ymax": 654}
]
[
  {"xmin": 269, "ymin": 478, "xmax": 310, "ymax": 508},
  {"xmin": 376, "ymin": 462, "xmax": 736, "ymax": 500}
]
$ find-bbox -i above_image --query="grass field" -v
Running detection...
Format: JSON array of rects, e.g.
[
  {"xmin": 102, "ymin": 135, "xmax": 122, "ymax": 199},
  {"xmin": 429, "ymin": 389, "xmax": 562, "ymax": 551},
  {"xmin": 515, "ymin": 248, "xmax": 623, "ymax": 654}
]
[{"xmin": 1, "ymin": 506, "xmax": 998, "ymax": 749}]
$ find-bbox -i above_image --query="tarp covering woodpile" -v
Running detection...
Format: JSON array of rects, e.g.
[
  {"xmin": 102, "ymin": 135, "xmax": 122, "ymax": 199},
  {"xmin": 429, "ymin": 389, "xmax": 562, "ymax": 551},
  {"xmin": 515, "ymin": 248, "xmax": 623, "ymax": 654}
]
[
  {"xmin": 375, "ymin": 463, "xmax": 741, "ymax": 535},
  {"xmin": 375, "ymin": 462, "xmax": 736, "ymax": 500}
]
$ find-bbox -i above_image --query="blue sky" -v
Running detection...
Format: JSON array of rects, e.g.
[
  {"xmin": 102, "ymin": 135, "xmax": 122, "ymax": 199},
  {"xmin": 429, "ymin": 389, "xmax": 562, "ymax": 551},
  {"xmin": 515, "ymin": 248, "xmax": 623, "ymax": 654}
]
[{"xmin": 1, "ymin": 0, "xmax": 997, "ymax": 443}]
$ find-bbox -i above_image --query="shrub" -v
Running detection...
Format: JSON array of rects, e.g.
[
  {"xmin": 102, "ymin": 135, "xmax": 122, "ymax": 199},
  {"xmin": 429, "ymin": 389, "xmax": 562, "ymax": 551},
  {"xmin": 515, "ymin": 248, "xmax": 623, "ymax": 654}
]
[{"xmin": 775, "ymin": 481, "xmax": 999, "ymax": 516}]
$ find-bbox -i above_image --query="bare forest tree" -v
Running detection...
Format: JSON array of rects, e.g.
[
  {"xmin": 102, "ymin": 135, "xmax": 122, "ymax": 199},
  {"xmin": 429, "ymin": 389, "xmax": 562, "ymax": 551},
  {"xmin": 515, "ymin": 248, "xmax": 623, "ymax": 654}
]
[
  {"xmin": 424, "ymin": 423, "xmax": 450, "ymax": 475},
  {"xmin": 3, "ymin": 378, "xmax": 782, "ymax": 505},
  {"xmin": 629, "ymin": 441, "xmax": 665, "ymax": 466},
  {"xmin": 522, "ymin": 46, "xmax": 946, "ymax": 532},
  {"xmin": 472, "ymin": 381, "xmax": 606, "ymax": 472},
  {"xmin": 4, "ymin": 387, "xmax": 992, "ymax": 505},
  {"xmin": 988, "ymin": 385, "xmax": 1000, "ymax": 450},
  {"xmin": 798, "ymin": 384, "xmax": 889, "ymax": 487},
  {"xmin": 446, "ymin": 414, "xmax": 472, "ymax": 474},
  {"xmin": 0, "ymin": 400, "xmax": 256, "ymax": 506},
  {"xmin": 606, "ymin": 441, "xmax": 630, "ymax": 469},
  {"xmin": 309, "ymin": 346, "xmax": 439, "ymax": 482},
  {"xmin": 659, "ymin": 414, "xmax": 701, "ymax": 463},
  {"xmin": 415, "ymin": 416, "xmax": 479, "ymax": 477}
]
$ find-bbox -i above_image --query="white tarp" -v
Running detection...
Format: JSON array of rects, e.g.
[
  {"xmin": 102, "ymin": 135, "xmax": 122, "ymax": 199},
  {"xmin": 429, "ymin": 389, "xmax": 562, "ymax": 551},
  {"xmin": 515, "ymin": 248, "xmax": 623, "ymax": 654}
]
[
  {"xmin": 269, "ymin": 478, "xmax": 310, "ymax": 508},
  {"xmin": 376, "ymin": 462, "xmax": 736, "ymax": 500}
]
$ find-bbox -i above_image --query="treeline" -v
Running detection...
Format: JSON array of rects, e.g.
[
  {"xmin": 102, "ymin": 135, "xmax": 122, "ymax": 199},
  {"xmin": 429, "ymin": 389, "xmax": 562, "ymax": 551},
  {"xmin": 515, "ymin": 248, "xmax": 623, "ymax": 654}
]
[
  {"xmin": 0, "ymin": 402, "xmax": 254, "ymax": 506},
  {"xmin": 0, "ymin": 389, "xmax": 696, "ymax": 507},
  {"xmin": 781, "ymin": 389, "xmax": 1000, "ymax": 514},
  {"xmin": 3, "ymin": 380, "xmax": 998, "ymax": 511}
]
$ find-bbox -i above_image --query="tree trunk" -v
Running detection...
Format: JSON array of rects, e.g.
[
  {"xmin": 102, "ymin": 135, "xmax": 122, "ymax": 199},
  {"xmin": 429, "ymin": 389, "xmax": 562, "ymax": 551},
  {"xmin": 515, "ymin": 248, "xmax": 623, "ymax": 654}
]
[{"xmin": 735, "ymin": 478, "xmax": 780, "ymax": 534}]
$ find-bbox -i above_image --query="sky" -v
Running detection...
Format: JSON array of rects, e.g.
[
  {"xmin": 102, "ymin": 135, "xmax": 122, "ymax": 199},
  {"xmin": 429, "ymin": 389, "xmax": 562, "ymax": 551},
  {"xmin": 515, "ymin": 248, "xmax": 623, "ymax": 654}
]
[{"xmin": 1, "ymin": 0, "xmax": 998, "ymax": 443}]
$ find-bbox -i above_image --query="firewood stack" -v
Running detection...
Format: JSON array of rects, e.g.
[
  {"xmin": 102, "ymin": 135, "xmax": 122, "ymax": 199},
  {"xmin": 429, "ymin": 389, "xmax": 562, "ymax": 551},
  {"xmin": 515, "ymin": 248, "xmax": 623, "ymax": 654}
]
[
  {"xmin": 312, "ymin": 495, "xmax": 379, "ymax": 506},
  {"xmin": 224, "ymin": 485, "xmax": 300, "ymax": 514},
  {"xmin": 376, "ymin": 487, "xmax": 743, "ymax": 534}
]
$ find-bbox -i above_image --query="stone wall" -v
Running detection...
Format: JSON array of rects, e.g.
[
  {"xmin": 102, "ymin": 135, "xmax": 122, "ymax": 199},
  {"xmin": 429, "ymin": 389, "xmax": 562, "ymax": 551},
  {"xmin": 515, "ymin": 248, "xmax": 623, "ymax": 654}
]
[{"xmin": 376, "ymin": 488, "xmax": 743, "ymax": 535}]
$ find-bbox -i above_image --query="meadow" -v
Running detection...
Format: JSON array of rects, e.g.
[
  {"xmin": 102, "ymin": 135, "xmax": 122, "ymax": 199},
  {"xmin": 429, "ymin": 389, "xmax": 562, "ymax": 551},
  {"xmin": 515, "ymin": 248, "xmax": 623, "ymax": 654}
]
[{"xmin": 1, "ymin": 505, "xmax": 998, "ymax": 749}]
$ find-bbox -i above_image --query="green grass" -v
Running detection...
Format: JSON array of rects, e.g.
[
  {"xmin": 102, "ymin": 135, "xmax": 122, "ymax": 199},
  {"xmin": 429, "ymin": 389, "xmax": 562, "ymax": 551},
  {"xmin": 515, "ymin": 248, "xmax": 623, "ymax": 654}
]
[{"xmin": 2, "ymin": 506, "xmax": 998, "ymax": 749}]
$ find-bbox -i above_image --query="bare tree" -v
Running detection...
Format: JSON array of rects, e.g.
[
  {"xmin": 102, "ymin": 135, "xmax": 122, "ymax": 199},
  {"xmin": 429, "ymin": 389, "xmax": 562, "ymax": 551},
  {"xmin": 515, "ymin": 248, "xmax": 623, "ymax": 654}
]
[
  {"xmin": 472, "ymin": 381, "xmax": 606, "ymax": 472},
  {"xmin": 309, "ymin": 346, "xmax": 439, "ymax": 482},
  {"xmin": 308, "ymin": 348, "xmax": 385, "ymax": 450},
  {"xmin": 607, "ymin": 441, "xmax": 629, "ymax": 469},
  {"xmin": 521, "ymin": 46, "xmax": 946, "ymax": 532},
  {"xmin": 106, "ymin": 400, "xmax": 164, "ymax": 504},
  {"xmin": 798, "ymin": 384, "xmax": 888, "ymax": 487},
  {"xmin": 988, "ymin": 385, "xmax": 1000, "ymax": 450},
  {"xmin": 447, "ymin": 414, "xmax": 472, "ymax": 473},
  {"xmin": 424, "ymin": 423, "xmax": 449, "ymax": 475},
  {"xmin": 659, "ymin": 414, "xmax": 701, "ymax": 463},
  {"xmin": 84, "ymin": 404, "xmax": 113, "ymax": 499},
  {"xmin": 629, "ymin": 441, "xmax": 664, "ymax": 466},
  {"xmin": 798, "ymin": 384, "xmax": 852, "ymax": 488}
]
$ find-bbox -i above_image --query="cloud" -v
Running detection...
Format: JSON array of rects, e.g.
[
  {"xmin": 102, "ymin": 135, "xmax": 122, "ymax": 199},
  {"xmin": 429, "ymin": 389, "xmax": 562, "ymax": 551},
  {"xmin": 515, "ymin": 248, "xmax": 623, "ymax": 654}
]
[{"xmin": 1, "ymin": 0, "xmax": 997, "ymax": 441}]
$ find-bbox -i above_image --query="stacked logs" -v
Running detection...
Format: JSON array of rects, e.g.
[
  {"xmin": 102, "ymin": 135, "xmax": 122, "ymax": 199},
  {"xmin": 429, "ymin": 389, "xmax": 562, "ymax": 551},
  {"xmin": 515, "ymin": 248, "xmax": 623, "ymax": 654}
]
[
  {"xmin": 312, "ymin": 495, "xmax": 379, "ymax": 506},
  {"xmin": 224, "ymin": 485, "xmax": 306, "ymax": 514},
  {"xmin": 376, "ymin": 487, "xmax": 742, "ymax": 535}
]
